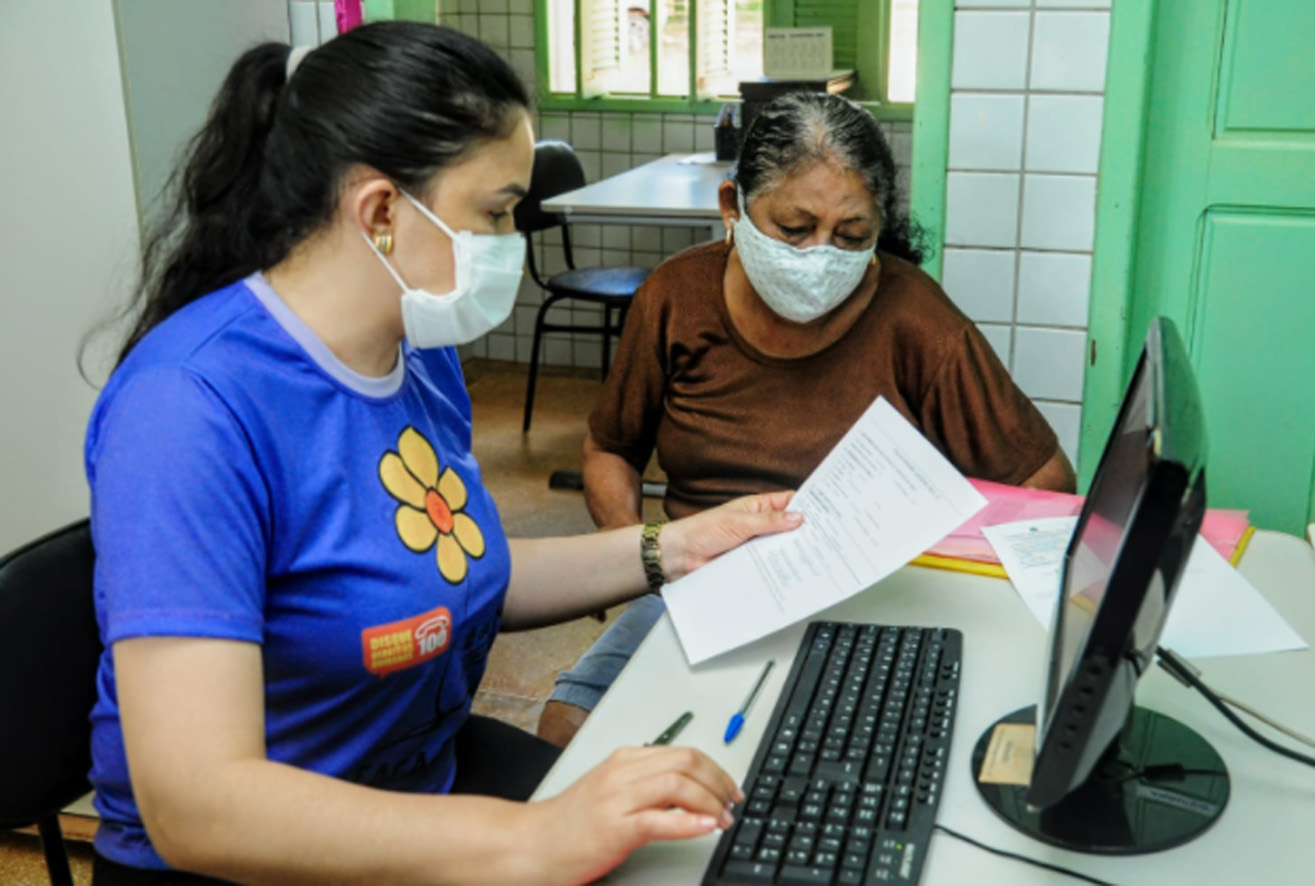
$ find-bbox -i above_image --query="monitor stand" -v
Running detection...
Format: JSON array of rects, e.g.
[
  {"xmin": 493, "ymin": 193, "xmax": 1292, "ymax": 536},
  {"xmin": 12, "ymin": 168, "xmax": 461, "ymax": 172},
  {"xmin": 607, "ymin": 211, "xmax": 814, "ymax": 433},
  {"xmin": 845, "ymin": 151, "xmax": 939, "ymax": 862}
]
[{"xmin": 971, "ymin": 705, "xmax": 1230, "ymax": 855}]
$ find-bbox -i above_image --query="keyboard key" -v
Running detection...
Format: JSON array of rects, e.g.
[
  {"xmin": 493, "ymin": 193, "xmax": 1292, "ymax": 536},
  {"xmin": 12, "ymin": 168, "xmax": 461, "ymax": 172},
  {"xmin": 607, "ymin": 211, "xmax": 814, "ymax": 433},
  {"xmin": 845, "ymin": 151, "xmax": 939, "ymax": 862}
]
[
  {"xmin": 734, "ymin": 817, "xmax": 763, "ymax": 842},
  {"xmin": 780, "ymin": 777, "xmax": 807, "ymax": 803},
  {"xmin": 778, "ymin": 865, "xmax": 835, "ymax": 885},
  {"xmin": 722, "ymin": 860, "xmax": 777, "ymax": 882},
  {"xmin": 814, "ymin": 760, "xmax": 863, "ymax": 785},
  {"xmin": 788, "ymin": 834, "xmax": 816, "ymax": 854},
  {"xmin": 789, "ymin": 753, "xmax": 816, "ymax": 777}
]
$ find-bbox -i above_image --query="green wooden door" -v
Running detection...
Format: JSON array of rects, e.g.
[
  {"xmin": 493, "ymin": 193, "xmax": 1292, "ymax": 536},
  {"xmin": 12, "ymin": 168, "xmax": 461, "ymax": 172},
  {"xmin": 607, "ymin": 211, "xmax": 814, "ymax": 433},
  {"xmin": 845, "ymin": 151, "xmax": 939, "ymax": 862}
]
[{"xmin": 1090, "ymin": 0, "xmax": 1315, "ymax": 535}]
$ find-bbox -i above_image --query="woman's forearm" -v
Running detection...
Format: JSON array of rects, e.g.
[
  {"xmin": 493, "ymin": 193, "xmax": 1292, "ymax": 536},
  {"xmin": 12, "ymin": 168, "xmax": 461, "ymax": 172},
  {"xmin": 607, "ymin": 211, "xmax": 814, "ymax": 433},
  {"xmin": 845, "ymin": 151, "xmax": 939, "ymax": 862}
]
[
  {"xmin": 582, "ymin": 432, "xmax": 645, "ymax": 529},
  {"xmin": 502, "ymin": 491, "xmax": 802, "ymax": 631},
  {"xmin": 1022, "ymin": 448, "xmax": 1077, "ymax": 493},
  {"xmin": 116, "ymin": 637, "xmax": 545, "ymax": 886},
  {"xmin": 502, "ymin": 530, "xmax": 650, "ymax": 630},
  {"xmin": 153, "ymin": 757, "xmax": 537, "ymax": 886}
]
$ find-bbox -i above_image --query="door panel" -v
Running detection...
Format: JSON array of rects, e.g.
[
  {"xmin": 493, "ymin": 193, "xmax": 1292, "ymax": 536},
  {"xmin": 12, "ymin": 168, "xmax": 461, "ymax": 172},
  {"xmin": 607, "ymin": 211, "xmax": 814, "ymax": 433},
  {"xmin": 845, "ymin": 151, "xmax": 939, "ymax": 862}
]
[
  {"xmin": 1190, "ymin": 210, "xmax": 1315, "ymax": 532},
  {"xmin": 1123, "ymin": 0, "xmax": 1315, "ymax": 534},
  {"xmin": 1215, "ymin": 0, "xmax": 1315, "ymax": 134}
]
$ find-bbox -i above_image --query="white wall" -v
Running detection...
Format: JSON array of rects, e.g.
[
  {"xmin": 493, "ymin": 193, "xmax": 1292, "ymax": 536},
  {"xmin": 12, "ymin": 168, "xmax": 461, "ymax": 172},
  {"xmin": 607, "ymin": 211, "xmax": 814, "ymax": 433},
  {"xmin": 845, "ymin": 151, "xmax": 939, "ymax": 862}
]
[
  {"xmin": 116, "ymin": 0, "xmax": 292, "ymax": 216},
  {"xmin": 0, "ymin": 1, "xmax": 142, "ymax": 552}
]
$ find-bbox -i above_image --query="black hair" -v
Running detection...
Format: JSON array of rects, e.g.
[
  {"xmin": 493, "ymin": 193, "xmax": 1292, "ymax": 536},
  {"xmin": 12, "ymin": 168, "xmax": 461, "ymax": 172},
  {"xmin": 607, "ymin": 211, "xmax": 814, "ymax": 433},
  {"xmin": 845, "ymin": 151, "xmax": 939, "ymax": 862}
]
[
  {"xmin": 734, "ymin": 92, "xmax": 929, "ymax": 265},
  {"xmin": 104, "ymin": 22, "xmax": 529, "ymax": 367}
]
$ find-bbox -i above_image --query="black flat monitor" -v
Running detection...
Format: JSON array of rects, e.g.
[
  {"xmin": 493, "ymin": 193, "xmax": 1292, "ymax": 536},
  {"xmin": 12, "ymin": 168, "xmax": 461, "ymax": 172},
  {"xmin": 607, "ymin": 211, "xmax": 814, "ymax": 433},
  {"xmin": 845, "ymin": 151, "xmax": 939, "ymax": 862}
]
[{"xmin": 972, "ymin": 316, "xmax": 1230, "ymax": 854}]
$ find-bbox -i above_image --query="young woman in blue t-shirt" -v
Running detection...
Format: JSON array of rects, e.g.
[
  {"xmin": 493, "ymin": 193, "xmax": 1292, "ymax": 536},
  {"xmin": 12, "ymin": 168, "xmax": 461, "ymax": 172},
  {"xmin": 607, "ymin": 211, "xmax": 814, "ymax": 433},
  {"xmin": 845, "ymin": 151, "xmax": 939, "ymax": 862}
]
[{"xmin": 85, "ymin": 22, "xmax": 800, "ymax": 885}]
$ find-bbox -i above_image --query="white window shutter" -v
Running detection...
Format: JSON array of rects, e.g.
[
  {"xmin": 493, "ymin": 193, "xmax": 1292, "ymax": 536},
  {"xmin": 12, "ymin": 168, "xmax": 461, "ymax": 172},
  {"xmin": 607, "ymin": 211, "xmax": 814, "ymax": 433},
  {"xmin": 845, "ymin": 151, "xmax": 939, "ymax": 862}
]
[
  {"xmin": 695, "ymin": 0, "xmax": 734, "ymax": 100},
  {"xmin": 579, "ymin": 0, "xmax": 625, "ymax": 99}
]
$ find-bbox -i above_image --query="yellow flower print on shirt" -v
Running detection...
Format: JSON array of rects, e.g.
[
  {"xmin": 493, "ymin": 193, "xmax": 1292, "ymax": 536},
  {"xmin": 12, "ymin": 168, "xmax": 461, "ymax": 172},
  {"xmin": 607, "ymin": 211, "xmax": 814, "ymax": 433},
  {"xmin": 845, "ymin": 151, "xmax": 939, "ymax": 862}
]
[{"xmin": 378, "ymin": 427, "xmax": 485, "ymax": 583}]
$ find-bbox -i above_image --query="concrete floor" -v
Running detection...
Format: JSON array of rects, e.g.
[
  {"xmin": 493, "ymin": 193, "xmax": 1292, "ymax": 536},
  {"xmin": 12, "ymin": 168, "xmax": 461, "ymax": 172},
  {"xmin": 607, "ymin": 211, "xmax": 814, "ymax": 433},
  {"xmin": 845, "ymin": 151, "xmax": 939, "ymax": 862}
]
[{"xmin": 1, "ymin": 358, "xmax": 658, "ymax": 884}]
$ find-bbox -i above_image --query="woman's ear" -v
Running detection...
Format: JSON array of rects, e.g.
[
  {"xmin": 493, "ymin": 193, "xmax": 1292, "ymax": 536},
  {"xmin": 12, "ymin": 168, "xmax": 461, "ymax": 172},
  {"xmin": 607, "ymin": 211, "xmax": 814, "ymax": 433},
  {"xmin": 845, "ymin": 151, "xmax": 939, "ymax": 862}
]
[
  {"xmin": 345, "ymin": 170, "xmax": 401, "ymax": 242},
  {"xmin": 718, "ymin": 180, "xmax": 740, "ymax": 232}
]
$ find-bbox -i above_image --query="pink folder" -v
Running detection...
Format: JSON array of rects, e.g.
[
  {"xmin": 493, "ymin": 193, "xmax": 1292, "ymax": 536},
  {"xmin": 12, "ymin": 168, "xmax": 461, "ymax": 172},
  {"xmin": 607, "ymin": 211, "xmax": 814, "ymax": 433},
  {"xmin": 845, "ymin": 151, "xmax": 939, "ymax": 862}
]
[{"xmin": 924, "ymin": 478, "xmax": 1251, "ymax": 565}]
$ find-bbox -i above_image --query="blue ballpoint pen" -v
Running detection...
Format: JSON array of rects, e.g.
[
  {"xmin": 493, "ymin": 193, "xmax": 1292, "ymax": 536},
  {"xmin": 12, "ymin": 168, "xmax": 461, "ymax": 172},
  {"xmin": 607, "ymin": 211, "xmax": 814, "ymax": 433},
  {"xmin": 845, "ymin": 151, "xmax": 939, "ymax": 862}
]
[{"xmin": 724, "ymin": 659, "xmax": 775, "ymax": 743}]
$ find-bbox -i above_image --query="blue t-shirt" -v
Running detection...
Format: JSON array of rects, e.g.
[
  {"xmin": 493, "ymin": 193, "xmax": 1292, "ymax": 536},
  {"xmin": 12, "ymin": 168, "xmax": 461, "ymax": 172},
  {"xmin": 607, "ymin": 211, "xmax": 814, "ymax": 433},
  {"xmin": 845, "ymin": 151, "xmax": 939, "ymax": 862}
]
[{"xmin": 84, "ymin": 274, "xmax": 510, "ymax": 870}]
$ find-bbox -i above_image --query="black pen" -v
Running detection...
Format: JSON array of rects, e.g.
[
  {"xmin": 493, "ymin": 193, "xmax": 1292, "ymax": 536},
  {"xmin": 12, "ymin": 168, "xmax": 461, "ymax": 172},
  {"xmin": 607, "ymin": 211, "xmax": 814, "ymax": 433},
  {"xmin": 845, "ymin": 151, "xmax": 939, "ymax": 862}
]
[{"xmin": 649, "ymin": 711, "xmax": 694, "ymax": 746}]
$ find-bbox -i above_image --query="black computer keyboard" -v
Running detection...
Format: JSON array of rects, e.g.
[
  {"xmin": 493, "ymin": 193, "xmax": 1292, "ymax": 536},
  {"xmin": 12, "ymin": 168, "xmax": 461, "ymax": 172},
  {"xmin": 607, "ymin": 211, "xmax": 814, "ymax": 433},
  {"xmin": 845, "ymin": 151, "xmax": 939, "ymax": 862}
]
[{"xmin": 702, "ymin": 621, "xmax": 962, "ymax": 885}]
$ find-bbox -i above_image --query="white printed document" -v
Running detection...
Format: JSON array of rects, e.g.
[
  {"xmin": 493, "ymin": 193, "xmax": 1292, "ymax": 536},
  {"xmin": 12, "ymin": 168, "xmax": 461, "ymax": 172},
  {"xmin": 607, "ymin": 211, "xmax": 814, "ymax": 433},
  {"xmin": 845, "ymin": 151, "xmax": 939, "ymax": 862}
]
[
  {"xmin": 663, "ymin": 398, "xmax": 987, "ymax": 664},
  {"xmin": 982, "ymin": 517, "xmax": 1307, "ymax": 658}
]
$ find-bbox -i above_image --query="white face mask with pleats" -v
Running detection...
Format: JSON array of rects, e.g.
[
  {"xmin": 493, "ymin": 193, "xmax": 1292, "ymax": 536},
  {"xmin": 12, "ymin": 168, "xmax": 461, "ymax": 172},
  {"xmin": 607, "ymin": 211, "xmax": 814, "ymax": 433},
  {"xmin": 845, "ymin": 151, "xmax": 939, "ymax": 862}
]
[
  {"xmin": 365, "ymin": 190, "xmax": 525, "ymax": 349},
  {"xmin": 731, "ymin": 195, "xmax": 875, "ymax": 324}
]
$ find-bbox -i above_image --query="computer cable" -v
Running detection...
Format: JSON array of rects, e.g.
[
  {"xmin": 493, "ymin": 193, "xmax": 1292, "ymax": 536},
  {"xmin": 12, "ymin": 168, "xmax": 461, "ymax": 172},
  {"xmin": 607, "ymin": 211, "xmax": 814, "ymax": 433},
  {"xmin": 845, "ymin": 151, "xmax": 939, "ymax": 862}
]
[
  {"xmin": 1107, "ymin": 762, "xmax": 1228, "ymax": 786},
  {"xmin": 1156, "ymin": 647, "xmax": 1315, "ymax": 769},
  {"xmin": 1149, "ymin": 650, "xmax": 1315, "ymax": 750},
  {"xmin": 1215, "ymin": 692, "xmax": 1315, "ymax": 751},
  {"xmin": 931, "ymin": 824, "xmax": 1115, "ymax": 885}
]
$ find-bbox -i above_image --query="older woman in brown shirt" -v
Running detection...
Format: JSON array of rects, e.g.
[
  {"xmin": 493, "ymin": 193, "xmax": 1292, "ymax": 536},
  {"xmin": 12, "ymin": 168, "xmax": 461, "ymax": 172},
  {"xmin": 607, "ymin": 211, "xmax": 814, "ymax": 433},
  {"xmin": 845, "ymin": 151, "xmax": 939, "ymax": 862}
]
[{"xmin": 538, "ymin": 92, "xmax": 1074, "ymax": 746}]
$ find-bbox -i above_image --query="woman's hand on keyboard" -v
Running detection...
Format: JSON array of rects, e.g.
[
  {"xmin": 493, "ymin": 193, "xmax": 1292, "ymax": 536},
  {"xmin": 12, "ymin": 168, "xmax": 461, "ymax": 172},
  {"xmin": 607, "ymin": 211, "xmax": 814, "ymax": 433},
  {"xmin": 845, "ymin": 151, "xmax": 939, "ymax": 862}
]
[{"xmin": 527, "ymin": 745, "xmax": 745, "ymax": 884}]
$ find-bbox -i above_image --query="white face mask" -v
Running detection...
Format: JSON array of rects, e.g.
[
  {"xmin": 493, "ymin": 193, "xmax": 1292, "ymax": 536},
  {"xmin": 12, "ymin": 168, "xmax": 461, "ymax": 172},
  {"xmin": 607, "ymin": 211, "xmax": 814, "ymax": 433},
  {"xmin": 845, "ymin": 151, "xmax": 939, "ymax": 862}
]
[
  {"xmin": 731, "ymin": 196, "xmax": 875, "ymax": 324},
  {"xmin": 365, "ymin": 190, "xmax": 525, "ymax": 349}
]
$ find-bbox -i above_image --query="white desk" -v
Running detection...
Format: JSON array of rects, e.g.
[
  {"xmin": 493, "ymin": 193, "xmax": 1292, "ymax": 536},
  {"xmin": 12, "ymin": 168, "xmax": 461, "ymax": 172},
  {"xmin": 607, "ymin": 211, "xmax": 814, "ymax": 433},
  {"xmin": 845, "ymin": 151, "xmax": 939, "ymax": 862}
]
[
  {"xmin": 541, "ymin": 153, "xmax": 732, "ymax": 233},
  {"xmin": 532, "ymin": 531, "xmax": 1315, "ymax": 885}
]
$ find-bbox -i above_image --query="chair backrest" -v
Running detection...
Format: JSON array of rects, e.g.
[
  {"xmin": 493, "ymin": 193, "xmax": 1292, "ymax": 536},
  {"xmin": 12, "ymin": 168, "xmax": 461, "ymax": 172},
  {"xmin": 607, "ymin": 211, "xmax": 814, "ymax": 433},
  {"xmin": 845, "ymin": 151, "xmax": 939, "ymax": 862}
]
[
  {"xmin": 0, "ymin": 520, "xmax": 100, "ymax": 829},
  {"xmin": 513, "ymin": 140, "xmax": 588, "ymax": 235}
]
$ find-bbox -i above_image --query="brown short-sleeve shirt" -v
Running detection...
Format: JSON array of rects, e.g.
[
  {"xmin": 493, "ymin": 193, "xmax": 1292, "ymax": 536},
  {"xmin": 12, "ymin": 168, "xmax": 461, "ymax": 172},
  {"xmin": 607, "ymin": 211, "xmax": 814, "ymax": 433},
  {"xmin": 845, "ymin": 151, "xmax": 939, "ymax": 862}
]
[{"xmin": 589, "ymin": 241, "xmax": 1059, "ymax": 520}]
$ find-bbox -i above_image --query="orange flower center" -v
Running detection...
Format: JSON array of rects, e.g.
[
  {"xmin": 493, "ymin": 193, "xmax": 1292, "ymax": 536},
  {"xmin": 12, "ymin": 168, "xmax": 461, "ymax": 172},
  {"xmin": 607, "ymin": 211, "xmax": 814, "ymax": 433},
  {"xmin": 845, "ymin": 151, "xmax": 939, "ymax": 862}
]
[{"xmin": 425, "ymin": 489, "xmax": 455, "ymax": 534}]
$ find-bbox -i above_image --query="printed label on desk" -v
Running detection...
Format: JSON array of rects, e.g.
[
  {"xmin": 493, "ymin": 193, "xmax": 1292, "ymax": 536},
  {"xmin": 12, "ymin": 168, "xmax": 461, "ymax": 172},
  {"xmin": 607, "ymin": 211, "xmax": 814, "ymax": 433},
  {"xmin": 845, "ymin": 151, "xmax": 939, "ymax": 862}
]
[
  {"xmin": 1135, "ymin": 785, "xmax": 1221, "ymax": 818},
  {"xmin": 978, "ymin": 722, "xmax": 1036, "ymax": 786}
]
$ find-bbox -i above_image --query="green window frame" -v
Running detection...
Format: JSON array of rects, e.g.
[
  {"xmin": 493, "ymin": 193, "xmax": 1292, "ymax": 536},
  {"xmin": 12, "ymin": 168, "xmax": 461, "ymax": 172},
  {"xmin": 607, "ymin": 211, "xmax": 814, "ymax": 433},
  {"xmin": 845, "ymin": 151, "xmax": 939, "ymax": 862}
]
[{"xmin": 534, "ymin": 0, "xmax": 916, "ymax": 119}]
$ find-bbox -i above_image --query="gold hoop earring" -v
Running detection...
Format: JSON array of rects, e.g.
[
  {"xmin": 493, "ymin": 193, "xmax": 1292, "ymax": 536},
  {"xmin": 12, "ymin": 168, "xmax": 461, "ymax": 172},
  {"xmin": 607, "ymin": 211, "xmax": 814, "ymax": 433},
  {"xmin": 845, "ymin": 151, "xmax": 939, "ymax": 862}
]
[
  {"xmin": 373, "ymin": 231, "xmax": 394, "ymax": 256},
  {"xmin": 870, "ymin": 253, "xmax": 878, "ymax": 267}
]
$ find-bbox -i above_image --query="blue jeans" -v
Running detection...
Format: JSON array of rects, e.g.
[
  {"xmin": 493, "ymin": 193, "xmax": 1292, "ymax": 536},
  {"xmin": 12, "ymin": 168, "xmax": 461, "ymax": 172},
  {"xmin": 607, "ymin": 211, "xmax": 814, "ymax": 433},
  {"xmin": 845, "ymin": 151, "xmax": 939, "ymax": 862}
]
[{"xmin": 548, "ymin": 593, "xmax": 666, "ymax": 711}]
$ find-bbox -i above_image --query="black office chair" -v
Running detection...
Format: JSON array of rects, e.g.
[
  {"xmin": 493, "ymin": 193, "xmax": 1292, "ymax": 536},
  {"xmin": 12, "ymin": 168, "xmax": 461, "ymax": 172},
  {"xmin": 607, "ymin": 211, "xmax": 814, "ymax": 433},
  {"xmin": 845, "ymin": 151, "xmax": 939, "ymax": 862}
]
[
  {"xmin": 514, "ymin": 140, "xmax": 653, "ymax": 431},
  {"xmin": 0, "ymin": 520, "xmax": 100, "ymax": 886}
]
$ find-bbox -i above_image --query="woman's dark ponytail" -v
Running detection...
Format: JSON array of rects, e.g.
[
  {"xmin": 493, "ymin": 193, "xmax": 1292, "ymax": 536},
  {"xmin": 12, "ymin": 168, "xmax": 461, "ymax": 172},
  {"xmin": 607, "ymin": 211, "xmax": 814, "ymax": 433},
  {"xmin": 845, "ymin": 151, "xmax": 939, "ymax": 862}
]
[{"xmin": 104, "ymin": 22, "xmax": 529, "ymax": 368}]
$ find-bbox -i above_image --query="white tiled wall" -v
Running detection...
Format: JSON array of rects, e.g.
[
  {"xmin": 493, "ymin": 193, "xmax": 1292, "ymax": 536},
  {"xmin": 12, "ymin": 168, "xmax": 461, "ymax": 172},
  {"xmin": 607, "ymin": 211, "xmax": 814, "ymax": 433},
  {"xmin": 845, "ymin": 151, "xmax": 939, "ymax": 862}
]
[
  {"xmin": 440, "ymin": 2, "xmax": 914, "ymax": 371},
  {"xmin": 941, "ymin": 0, "xmax": 1110, "ymax": 464}
]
